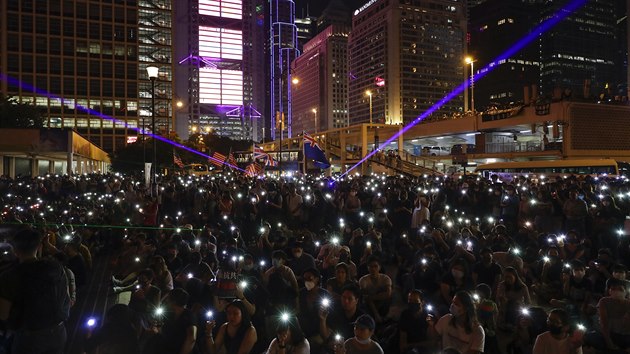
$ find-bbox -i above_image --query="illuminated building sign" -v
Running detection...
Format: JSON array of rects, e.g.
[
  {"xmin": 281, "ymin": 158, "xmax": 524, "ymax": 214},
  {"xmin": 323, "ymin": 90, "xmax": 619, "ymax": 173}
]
[
  {"xmin": 354, "ymin": 0, "xmax": 378, "ymax": 16},
  {"xmin": 375, "ymin": 76, "xmax": 385, "ymax": 87},
  {"xmin": 199, "ymin": 0, "xmax": 242, "ymax": 20}
]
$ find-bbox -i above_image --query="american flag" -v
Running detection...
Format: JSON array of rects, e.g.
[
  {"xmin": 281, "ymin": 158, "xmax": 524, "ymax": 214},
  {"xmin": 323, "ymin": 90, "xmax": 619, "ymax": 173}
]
[
  {"xmin": 227, "ymin": 152, "xmax": 237, "ymax": 167},
  {"xmin": 245, "ymin": 163, "xmax": 262, "ymax": 177},
  {"xmin": 209, "ymin": 151, "xmax": 226, "ymax": 167},
  {"xmin": 173, "ymin": 152, "xmax": 184, "ymax": 168}
]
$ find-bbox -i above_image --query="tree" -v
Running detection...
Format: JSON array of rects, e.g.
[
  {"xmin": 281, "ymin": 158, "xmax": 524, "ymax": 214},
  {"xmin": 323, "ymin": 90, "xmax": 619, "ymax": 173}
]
[{"xmin": 0, "ymin": 95, "xmax": 44, "ymax": 128}]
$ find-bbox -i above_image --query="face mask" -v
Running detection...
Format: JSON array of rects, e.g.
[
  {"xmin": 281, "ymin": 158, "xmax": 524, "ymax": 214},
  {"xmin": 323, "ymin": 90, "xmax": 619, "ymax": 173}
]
[
  {"xmin": 611, "ymin": 290, "xmax": 626, "ymax": 299},
  {"xmin": 272, "ymin": 258, "xmax": 283, "ymax": 268},
  {"xmin": 452, "ymin": 270, "xmax": 464, "ymax": 279},
  {"xmin": 449, "ymin": 303, "xmax": 463, "ymax": 316},
  {"xmin": 293, "ymin": 251, "xmax": 303, "ymax": 258},
  {"xmin": 356, "ymin": 338, "xmax": 371, "ymax": 345},
  {"xmin": 548, "ymin": 324, "xmax": 563, "ymax": 335},
  {"xmin": 304, "ymin": 281, "xmax": 316, "ymax": 291},
  {"xmin": 408, "ymin": 303, "xmax": 421, "ymax": 313}
]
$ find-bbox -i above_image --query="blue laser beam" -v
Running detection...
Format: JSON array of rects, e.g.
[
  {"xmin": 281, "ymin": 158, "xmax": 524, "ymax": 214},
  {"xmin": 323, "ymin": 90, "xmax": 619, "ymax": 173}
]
[
  {"xmin": 0, "ymin": 73, "xmax": 245, "ymax": 172},
  {"xmin": 340, "ymin": 0, "xmax": 587, "ymax": 179}
]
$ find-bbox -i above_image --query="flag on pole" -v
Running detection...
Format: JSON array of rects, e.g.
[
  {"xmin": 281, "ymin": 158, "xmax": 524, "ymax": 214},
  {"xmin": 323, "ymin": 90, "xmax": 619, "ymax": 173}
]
[
  {"xmin": 173, "ymin": 152, "xmax": 184, "ymax": 168},
  {"xmin": 209, "ymin": 151, "xmax": 226, "ymax": 167},
  {"xmin": 303, "ymin": 132, "xmax": 330, "ymax": 169}
]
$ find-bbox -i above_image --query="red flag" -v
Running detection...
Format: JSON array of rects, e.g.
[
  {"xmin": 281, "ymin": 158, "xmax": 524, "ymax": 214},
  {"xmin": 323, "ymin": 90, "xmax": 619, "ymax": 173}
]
[{"xmin": 228, "ymin": 152, "xmax": 237, "ymax": 167}]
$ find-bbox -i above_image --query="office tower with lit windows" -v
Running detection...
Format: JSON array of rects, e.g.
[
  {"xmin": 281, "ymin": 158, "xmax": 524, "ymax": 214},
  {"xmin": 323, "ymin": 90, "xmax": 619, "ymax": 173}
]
[
  {"xmin": 0, "ymin": 0, "xmax": 173, "ymax": 152},
  {"xmin": 347, "ymin": 0, "xmax": 466, "ymax": 126},
  {"xmin": 539, "ymin": 0, "xmax": 618, "ymax": 99},
  {"xmin": 175, "ymin": 0, "xmax": 258, "ymax": 140},
  {"xmin": 295, "ymin": 15, "xmax": 316, "ymax": 51},
  {"xmin": 291, "ymin": 25, "xmax": 350, "ymax": 134},
  {"xmin": 468, "ymin": 0, "xmax": 541, "ymax": 109},
  {"xmin": 269, "ymin": 0, "xmax": 299, "ymax": 139}
]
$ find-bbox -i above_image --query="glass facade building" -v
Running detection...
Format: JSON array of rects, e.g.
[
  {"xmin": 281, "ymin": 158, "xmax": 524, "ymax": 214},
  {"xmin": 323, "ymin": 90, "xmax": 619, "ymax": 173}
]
[
  {"xmin": 348, "ymin": 0, "xmax": 466, "ymax": 127},
  {"xmin": 0, "ymin": 0, "xmax": 173, "ymax": 152}
]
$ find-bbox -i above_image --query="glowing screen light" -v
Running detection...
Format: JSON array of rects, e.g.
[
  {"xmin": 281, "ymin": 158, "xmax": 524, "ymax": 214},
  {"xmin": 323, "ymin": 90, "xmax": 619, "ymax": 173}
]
[
  {"xmin": 199, "ymin": 0, "xmax": 242, "ymax": 20},
  {"xmin": 199, "ymin": 26, "xmax": 243, "ymax": 60}
]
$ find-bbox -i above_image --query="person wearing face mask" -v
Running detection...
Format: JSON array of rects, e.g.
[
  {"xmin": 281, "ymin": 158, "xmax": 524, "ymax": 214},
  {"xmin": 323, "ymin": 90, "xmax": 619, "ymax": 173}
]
[
  {"xmin": 264, "ymin": 250, "xmax": 299, "ymax": 312},
  {"xmin": 439, "ymin": 259, "xmax": 474, "ymax": 310},
  {"xmin": 398, "ymin": 290, "xmax": 431, "ymax": 354},
  {"xmin": 429, "ymin": 291, "xmax": 485, "ymax": 354},
  {"xmin": 288, "ymin": 241, "xmax": 316, "ymax": 283},
  {"xmin": 339, "ymin": 314, "xmax": 384, "ymax": 354},
  {"xmin": 297, "ymin": 268, "xmax": 330, "ymax": 351},
  {"xmin": 583, "ymin": 278, "xmax": 630, "ymax": 351},
  {"xmin": 532, "ymin": 308, "xmax": 583, "ymax": 354}
]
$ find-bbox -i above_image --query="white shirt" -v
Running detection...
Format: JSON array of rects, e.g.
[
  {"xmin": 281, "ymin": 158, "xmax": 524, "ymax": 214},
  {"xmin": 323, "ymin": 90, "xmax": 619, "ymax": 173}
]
[
  {"xmin": 532, "ymin": 331, "xmax": 583, "ymax": 354},
  {"xmin": 435, "ymin": 314, "xmax": 485, "ymax": 354}
]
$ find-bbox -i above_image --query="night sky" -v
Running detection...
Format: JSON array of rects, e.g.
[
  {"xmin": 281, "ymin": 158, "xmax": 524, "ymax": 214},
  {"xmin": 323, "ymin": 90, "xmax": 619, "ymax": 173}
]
[{"xmin": 294, "ymin": 0, "xmax": 367, "ymax": 17}]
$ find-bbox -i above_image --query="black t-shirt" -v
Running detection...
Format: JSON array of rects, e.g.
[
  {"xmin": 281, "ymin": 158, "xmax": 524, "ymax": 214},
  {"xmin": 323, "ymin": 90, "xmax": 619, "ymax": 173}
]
[
  {"xmin": 398, "ymin": 308, "xmax": 429, "ymax": 343},
  {"xmin": 473, "ymin": 261, "xmax": 502, "ymax": 287},
  {"xmin": 326, "ymin": 308, "xmax": 365, "ymax": 341},
  {"xmin": 159, "ymin": 309, "xmax": 197, "ymax": 354}
]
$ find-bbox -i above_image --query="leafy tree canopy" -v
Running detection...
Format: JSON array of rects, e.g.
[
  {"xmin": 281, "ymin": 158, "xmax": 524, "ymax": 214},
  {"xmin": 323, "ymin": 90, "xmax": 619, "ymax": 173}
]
[{"xmin": 0, "ymin": 95, "xmax": 44, "ymax": 128}]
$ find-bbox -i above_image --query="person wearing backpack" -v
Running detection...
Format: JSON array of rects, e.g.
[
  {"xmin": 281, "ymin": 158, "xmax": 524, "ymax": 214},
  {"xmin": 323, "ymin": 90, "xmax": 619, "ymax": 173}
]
[{"xmin": 0, "ymin": 228, "xmax": 70, "ymax": 354}]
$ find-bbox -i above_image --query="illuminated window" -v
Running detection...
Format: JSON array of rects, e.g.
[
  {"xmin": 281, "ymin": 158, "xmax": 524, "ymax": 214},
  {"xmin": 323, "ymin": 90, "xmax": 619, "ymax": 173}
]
[
  {"xmin": 199, "ymin": 68, "xmax": 243, "ymax": 105},
  {"xmin": 199, "ymin": 26, "xmax": 243, "ymax": 60},
  {"xmin": 199, "ymin": 0, "xmax": 242, "ymax": 20}
]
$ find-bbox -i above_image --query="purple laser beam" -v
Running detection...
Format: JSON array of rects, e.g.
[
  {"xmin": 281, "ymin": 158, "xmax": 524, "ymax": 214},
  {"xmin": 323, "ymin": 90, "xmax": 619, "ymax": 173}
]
[{"xmin": 340, "ymin": 0, "xmax": 587, "ymax": 179}]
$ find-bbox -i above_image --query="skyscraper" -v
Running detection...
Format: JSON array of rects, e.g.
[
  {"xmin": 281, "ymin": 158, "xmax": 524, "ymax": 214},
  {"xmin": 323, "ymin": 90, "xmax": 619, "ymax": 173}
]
[
  {"xmin": 175, "ymin": 0, "xmax": 258, "ymax": 140},
  {"xmin": 539, "ymin": 0, "xmax": 618, "ymax": 99},
  {"xmin": 348, "ymin": 0, "xmax": 466, "ymax": 126},
  {"xmin": 468, "ymin": 0, "xmax": 541, "ymax": 109},
  {"xmin": 269, "ymin": 0, "xmax": 299, "ymax": 139},
  {"xmin": 0, "ymin": 0, "xmax": 173, "ymax": 152},
  {"xmin": 291, "ymin": 25, "xmax": 350, "ymax": 133}
]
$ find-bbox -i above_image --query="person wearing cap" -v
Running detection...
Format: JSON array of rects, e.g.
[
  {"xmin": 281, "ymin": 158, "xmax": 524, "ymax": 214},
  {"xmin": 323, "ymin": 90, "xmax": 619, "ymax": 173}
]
[{"xmin": 340, "ymin": 314, "xmax": 383, "ymax": 354}]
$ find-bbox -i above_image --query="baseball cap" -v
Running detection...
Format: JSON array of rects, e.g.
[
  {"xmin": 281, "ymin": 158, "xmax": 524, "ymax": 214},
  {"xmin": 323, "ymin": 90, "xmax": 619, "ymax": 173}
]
[{"xmin": 353, "ymin": 314, "xmax": 375, "ymax": 330}]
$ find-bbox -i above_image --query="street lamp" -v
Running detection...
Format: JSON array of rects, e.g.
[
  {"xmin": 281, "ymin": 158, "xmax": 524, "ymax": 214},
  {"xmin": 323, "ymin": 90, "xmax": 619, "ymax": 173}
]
[
  {"xmin": 312, "ymin": 108, "xmax": 318, "ymax": 133},
  {"xmin": 146, "ymin": 65, "xmax": 159, "ymax": 194},
  {"xmin": 465, "ymin": 57, "xmax": 476, "ymax": 112},
  {"xmin": 365, "ymin": 90, "xmax": 373, "ymax": 124}
]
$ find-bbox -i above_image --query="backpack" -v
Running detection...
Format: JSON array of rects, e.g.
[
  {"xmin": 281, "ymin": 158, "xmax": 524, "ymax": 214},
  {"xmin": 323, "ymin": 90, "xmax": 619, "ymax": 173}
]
[{"xmin": 14, "ymin": 259, "xmax": 70, "ymax": 330}]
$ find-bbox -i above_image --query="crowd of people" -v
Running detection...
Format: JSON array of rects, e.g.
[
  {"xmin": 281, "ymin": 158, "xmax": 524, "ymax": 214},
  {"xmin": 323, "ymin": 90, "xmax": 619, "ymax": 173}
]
[{"xmin": 1, "ymin": 170, "xmax": 630, "ymax": 354}]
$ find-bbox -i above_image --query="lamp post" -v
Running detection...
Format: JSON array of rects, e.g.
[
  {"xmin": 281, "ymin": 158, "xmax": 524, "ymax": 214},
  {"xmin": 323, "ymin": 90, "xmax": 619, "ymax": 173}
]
[
  {"xmin": 312, "ymin": 108, "xmax": 318, "ymax": 133},
  {"xmin": 146, "ymin": 65, "xmax": 159, "ymax": 194},
  {"xmin": 465, "ymin": 57, "xmax": 476, "ymax": 112},
  {"xmin": 366, "ymin": 90, "xmax": 373, "ymax": 124}
]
